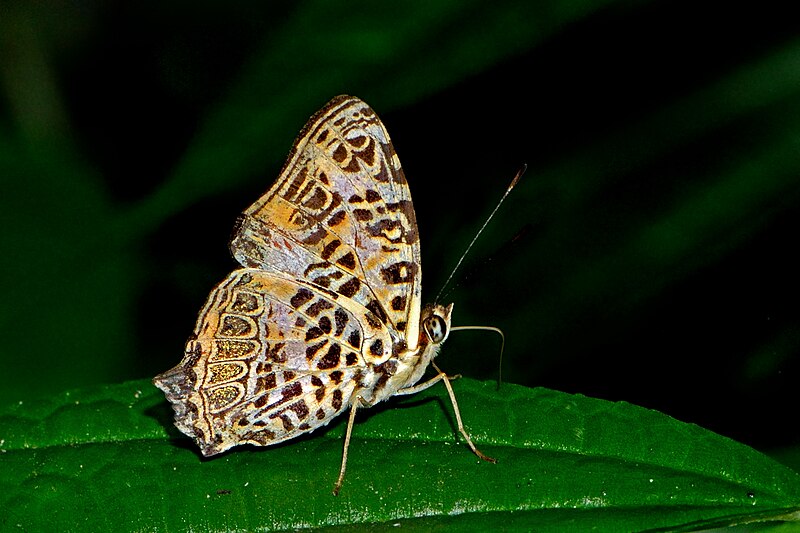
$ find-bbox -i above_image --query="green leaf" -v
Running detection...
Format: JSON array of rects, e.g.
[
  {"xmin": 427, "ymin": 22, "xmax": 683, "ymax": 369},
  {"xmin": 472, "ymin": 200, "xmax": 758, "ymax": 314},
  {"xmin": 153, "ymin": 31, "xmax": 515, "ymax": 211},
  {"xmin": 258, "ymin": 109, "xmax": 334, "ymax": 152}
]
[{"xmin": 2, "ymin": 378, "xmax": 799, "ymax": 531}]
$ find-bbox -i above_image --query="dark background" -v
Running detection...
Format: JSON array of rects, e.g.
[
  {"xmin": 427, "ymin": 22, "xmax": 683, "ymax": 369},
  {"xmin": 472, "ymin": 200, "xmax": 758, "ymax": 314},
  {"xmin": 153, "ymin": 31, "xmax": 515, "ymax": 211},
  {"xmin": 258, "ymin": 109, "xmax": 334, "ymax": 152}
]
[{"xmin": 2, "ymin": 1, "xmax": 799, "ymax": 459}]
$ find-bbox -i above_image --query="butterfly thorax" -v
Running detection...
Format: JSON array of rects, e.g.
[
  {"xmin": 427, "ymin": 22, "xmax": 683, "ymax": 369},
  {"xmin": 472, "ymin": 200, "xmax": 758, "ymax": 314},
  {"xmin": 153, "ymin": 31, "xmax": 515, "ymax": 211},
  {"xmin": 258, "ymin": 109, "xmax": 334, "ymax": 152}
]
[{"xmin": 364, "ymin": 303, "xmax": 453, "ymax": 405}]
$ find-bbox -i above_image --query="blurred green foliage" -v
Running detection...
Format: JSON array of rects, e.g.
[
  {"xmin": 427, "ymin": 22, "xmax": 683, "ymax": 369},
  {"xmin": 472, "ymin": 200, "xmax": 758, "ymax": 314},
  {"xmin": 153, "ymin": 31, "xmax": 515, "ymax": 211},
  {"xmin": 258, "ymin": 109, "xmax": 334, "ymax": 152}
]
[{"xmin": 1, "ymin": 0, "xmax": 799, "ymax": 503}]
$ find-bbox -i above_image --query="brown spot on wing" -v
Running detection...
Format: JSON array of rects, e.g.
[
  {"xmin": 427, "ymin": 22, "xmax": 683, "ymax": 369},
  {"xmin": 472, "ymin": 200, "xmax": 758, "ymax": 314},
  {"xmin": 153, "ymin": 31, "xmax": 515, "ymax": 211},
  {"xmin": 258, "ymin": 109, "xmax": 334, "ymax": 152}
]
[
  {"xmin": 327, "ymin": 210, "xmax": 345, "ymax": 226},
  {"xmin": 281, "ymin": 382, "xmax": 303, "ymax": 401},
  {"xmin": 289, "ymin": 400, "xmax": 310, "ymax": 420},
  {"xmin": 290, "ymin": 288, "xmax": 314, "ymax": 308},
  {"xmin": 311, "ymin": 271, "xmax": 344, "ymax": 288},
  {"xmin": 303, "ymin": 187, "xmax": 327, "ymax": 210},
  {"xmin": 365, "ymin": 313, "xmax": 382, "ymax": 329},
  {"xmin": 318, "ymin": 316, "xmax": 332, "ymax": 333},
  {"xmin": 265, "ymin": 342, "xmax": 286, "ymax": 363},
  {"xmin": 366, "ymin": 300, "xmax": 388, "ymax": 324},
  {"xmin": 347, "ymin": 329, "xmax": 361, "ymax": 348},
  {"xmin": 369, "ymin": 339, "xmax": 383, "ymax": 357},
  {"xmin": 305, "ymin": 340, "xmax": 327, "ymax": 359},
  {"xmin": 380, "ymin": 262, "xmax": 417, "ymax": 284},
  {"xmin": 349, "ymin": 135, "xmax": 367, "ymax": 147},
  {"xmin": 306, "ymin": 299, "xmax": 334, "ymax": 317},
  {"xmin": 304, "ymin": 261, "xmax": 330, "ymax": 276},
  {"xmin": 276, "ymin": 414, "xmax": 294, "ymax": 431},
  {"xmin": 336, "ymin": 252, "xmax": 356, "ymax": 270},
  {"xmin": 302, "ymin": 227, "xmax": 328, "ymax": 245},
  {"xmin": 321, "ymin": 239, "xmax": 341, "ymax": 260},
  {"xmin": 353, "ymin": 209, "xmax": 372, "ymax": 221},
  {"xmin": 332, "ymin": 143, "xmax": 348, "ymax": 163},
  {"xmin": 305, "ymin": 327, "xmax": 323, "ymax": 341},
  {"xmin": 317, "ymin": 344, "xmax": 341, "ymax": 369},
  {"xmin": 331, "ymin": 389, "xmax": 343, "ymax": 410},
  {"xmin": 366, "ymin": 219, "xmax": 404, "ymax": 243},
  {"xmin": 391, "ymin": 295, "xmax": 406, "ymax": 311},
  {"xmin": 256, "ymin": 374, "xmax": 277, "ymax": 393},
  {"xmin": 334, "ymin": 309, "xmax": 348, "ymax": 335},
  {"xmin": 337, "ymin": 278, "xmax": 360, "ymax": 298}
]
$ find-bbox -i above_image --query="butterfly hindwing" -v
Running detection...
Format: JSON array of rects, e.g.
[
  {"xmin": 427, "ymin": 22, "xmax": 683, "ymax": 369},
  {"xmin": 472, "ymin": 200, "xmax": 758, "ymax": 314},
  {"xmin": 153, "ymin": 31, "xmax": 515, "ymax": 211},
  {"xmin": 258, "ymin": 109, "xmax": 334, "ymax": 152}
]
[{"xmin": 160, "ymin": 268, "xmax": 396, "ymax": 455}]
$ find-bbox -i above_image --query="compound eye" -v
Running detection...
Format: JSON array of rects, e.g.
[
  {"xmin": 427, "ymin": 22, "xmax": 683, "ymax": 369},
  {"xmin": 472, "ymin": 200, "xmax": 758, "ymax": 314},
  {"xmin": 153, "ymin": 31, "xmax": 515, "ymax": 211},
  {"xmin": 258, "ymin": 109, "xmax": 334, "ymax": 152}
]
[{"xmin": 425, "ymin": 315, "xmax": 448, "ymax": 343}]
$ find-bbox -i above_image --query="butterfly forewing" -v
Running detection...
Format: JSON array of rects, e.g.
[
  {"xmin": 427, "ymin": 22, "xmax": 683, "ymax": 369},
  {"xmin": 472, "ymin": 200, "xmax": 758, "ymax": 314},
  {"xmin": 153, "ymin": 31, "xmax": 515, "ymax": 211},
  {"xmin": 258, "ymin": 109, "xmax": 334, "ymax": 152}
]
[{"xmin": 230, "ymin": 95, "xmax": 422, "ymax": 350}]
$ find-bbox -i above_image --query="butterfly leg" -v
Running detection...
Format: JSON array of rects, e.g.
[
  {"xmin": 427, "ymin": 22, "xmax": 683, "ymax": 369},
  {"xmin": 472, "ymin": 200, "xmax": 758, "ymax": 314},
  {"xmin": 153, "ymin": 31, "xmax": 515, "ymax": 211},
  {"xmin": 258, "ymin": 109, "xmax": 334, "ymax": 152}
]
[
  {"xmin": 396, "ymin": 363, "xmax": 497, "ymax": 464},
  {"xmin": 333, "ymin": 394, "xmax": 368, "ymax": 496},
  {"xmin": 394, "ymin": 372, "xmax": 448, "ymax": 396}
]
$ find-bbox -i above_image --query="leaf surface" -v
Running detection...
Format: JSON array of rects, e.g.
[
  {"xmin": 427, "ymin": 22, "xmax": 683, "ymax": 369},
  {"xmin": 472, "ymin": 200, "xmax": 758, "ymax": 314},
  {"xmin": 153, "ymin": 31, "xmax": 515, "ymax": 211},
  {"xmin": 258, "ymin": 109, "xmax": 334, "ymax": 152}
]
[{"xmin": 2, "ymin": 378, "xmax": 799, "ymax": 531}]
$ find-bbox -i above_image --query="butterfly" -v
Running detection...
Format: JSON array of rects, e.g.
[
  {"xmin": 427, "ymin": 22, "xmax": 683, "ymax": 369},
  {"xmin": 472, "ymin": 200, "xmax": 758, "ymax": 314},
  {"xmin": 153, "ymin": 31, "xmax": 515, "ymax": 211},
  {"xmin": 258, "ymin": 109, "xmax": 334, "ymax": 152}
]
[{"xmin": 153, "ymin": 95, "xmax": 496, "ymax": 494}]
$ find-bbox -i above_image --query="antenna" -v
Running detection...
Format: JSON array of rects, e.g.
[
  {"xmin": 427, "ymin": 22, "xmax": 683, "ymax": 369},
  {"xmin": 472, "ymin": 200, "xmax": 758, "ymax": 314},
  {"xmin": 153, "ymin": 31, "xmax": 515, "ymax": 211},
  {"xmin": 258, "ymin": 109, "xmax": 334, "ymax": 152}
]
[
  {"xmin": 450, "ymin": 325, "xmax": 506, "ymax": 389},
  {"xmin": 434, "ymin": 164, "xmax": 526, "ymax": 304}
]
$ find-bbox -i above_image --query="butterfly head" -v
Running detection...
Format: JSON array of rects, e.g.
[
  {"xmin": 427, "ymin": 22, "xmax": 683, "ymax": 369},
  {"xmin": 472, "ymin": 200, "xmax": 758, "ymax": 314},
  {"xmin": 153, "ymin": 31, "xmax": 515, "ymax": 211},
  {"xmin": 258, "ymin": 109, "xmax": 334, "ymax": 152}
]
[{"xmin": 421, "ymin": 303, "xmax": 454, "ymax": 346}]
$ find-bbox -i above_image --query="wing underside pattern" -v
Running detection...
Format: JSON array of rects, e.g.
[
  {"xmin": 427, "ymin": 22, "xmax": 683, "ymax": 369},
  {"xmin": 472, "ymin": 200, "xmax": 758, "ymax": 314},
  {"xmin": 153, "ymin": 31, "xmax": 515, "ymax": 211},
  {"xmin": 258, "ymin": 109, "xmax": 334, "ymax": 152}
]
[{"xmin": 154, "ymin": 96, "xmax": 426, "ymax": 455}]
